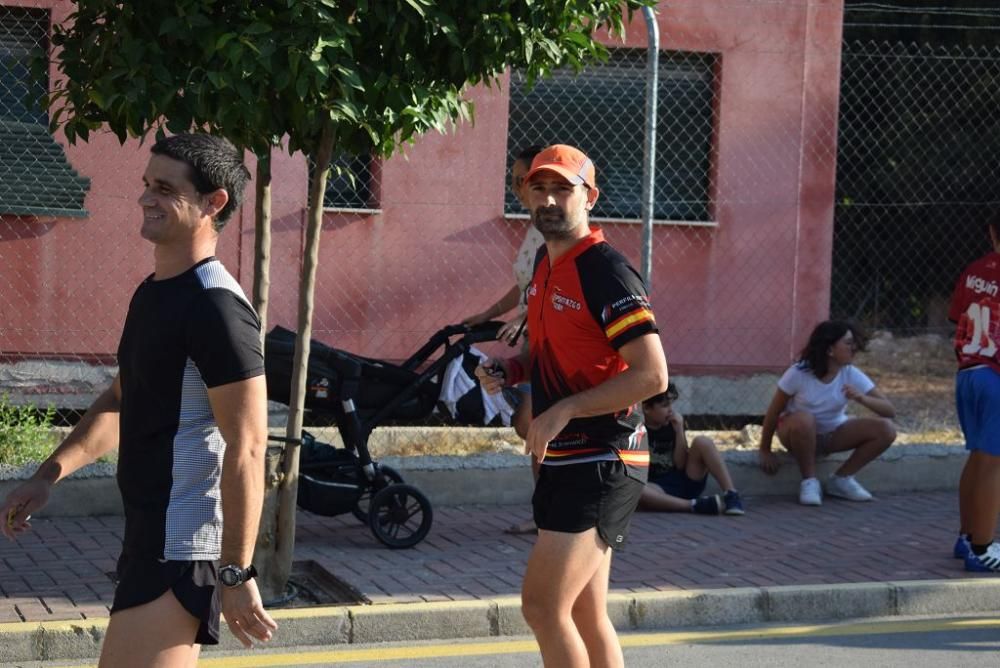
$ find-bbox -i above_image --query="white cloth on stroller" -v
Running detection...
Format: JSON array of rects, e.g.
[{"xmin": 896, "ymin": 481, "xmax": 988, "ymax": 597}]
[{"xmin": 438, "ymin": 345, "xmax": 515, "ymax": 426}]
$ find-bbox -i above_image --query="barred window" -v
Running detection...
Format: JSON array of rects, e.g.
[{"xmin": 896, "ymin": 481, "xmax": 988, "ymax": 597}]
[
  {"xmin": 323, "ymin": 152, "xmax": 378, "ymax": 211},
  {"xmin": 0, "ymin": 6, "xmax": 89, "ymax": 218},
  {"xmin": 507, "ymin": 49, "xmax": 716, "ymax": 222}
]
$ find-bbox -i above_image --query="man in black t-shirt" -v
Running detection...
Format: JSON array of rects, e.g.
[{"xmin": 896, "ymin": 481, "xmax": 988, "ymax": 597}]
[
  {"xmin": 0, "ymin": 134, "xmax": 277, "ymax": 665},
  {"xmin": 640, "ymin": 384, "xmax": 744, "ymax": 516}
]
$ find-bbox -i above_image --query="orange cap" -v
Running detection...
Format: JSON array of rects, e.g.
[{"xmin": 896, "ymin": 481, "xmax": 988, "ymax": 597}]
[{"xmin": 524, "ymin": 144, "xmax": 596, "ymax": 189}]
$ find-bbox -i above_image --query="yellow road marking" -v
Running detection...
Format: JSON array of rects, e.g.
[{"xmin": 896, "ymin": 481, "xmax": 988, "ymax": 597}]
[
  {"xmin": 15, "ymin": 616, "xmax": 1000, "ymax": 667},
  {"xmin": 201, "ymin": 639, "xmax": 540, "ymax": 667},
  {"xmin": 619, "ymin": 616, "xmax": 1000, "ymax": 646},
  {"xmin": 192, "ymin": 616, "xmax": 1000, "ymax": 667}
]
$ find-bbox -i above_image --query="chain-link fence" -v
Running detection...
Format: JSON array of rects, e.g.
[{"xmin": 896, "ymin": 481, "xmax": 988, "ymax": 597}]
[
  {"xmin": 2, "ymin": 1, "xmax": 998, "ymax": 441},
  {"xmin": 833, "ymin": 40, "xmax": 1000, "ymax": 334},
  {"xmin": 1, "ymin": 4, "xmax": 118, "ymax": 420}
]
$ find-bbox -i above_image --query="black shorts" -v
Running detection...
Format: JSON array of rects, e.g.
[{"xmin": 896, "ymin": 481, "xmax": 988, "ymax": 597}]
[
  {"xmin": 648, "ymin": 469, "xmax": 708, "ymax": 500},
  {"xmin": 110, "ymin": 554, "xmax": 221, "ymax": 645},
  {"xmin": 532, "ymin": 459, "xmax": 644, "ymax": 550}
]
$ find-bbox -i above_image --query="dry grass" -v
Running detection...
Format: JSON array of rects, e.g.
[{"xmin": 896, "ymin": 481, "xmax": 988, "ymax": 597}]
[{"xmin": 854, "ymin": 332, "xmax": 962, "ymax": 444}]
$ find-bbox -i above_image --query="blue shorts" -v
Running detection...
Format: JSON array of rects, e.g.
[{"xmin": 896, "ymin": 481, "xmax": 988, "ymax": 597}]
[
  {"xmin": 956, "ymin": 366, "xmax": 1000, "ymax": 456},
  {"xmin": 648, "ymin": 468, "xmax": 708, "ymax": 500}
]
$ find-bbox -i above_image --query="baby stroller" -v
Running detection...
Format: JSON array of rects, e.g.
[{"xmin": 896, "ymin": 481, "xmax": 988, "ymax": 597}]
[{"xmin": 264, "ymin": 321, "xmax": 504, "ymax": 548}]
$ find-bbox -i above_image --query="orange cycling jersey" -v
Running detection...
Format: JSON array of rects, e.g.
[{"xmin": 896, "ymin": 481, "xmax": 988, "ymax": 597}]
[{"xmin": 526, "ymin": 227, "xmax": 658, "ymax": 480}]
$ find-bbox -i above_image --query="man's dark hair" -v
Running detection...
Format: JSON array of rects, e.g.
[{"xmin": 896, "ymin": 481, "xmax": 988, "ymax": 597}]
[
  {"xmin": 643, "ymin": 382, "xmax": 679, "ymax": 407},
  {"xmin": 515, "ymin": 144, "xmax": 545, "ymax": 166},
  {"xmin": 150, "ymin": 133, "xmax": 250, "ymax": 230},
  {"xmin": 797, "ymin": 319, "xmax": 868, "ymax": 378}
]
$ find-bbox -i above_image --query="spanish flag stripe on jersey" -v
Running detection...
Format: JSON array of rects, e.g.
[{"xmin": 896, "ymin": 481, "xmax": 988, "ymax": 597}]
[
  {"xmin": 543, "ymin": 448, "xmax": 608, "ymax": 458},
  {"xmin": 617, "ymin": 451, "xmax": 650, "ymax": 465},
  {"xmin": 605, "ymin": 309, "xmax": 655, "ymax": 340}
]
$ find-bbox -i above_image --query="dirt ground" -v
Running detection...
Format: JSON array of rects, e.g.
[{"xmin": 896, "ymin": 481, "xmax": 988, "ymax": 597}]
[{"xmin": 855, "ymin": 331, "xmax": 962, "ymax": 444}]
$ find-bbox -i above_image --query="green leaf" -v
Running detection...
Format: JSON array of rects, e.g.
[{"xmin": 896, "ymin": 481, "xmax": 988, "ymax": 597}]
[
  {"xmin": 274, "ymin": 69, "xmax": 291, "ymax": 91},
  {"xmin": 216, "ymin": 32, "xmax": 237, "ymax": 50},
  {"xmin": 159, "ymin": 17, "xmax": 181, "ymax": 36},
  {"xmin": 244, "ymin": 22, "xmax": 272, "ymax": 35},
  {"xmin": 88, "ymin": 89, "xmax": 107, "ymax": 109},
  {"xmin": 563, "ymin": 30, "xmax": 591, "ymax": 48},
  {"xmin": 402, "ymin": 0, "xmax": 426, "ymax": 18}
]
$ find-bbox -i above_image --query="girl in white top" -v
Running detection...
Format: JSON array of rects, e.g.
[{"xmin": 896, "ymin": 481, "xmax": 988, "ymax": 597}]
[{"xmin": 758, "ymin": 321, "xmax": 897, "ymax": 506}]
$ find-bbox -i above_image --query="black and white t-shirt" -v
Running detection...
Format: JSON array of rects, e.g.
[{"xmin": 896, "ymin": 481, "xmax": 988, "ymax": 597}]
[{"xmin": 116, "ymin": 258, "xmax": 263, "ymax": 561}]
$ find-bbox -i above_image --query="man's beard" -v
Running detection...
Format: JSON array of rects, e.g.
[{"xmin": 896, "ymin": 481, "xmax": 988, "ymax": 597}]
[{"xmin": 532, "ymin": 206, "xmax": 578, "ymax": 240}]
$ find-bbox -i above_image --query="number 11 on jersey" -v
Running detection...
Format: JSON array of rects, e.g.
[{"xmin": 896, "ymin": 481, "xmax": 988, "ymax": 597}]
[{"xmin": 962, "ymin": 302, "xmax": 999, "ymax": 358}]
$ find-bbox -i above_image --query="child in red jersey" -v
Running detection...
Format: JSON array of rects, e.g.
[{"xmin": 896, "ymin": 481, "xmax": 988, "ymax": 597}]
[{"xmin": 949, "ymin": 217, "xmax": 1000, "ymax": 572}]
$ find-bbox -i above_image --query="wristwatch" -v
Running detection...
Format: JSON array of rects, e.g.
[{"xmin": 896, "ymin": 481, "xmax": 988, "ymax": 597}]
[{"xmin": 219, "ymin": 564, "xmax": 258, "ymax": 588}]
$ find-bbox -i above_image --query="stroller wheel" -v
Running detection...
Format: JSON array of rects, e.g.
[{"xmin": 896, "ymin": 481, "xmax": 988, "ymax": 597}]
[
  {"xmin": 368, "ymin": 483, "xmax": 433, "ymax": 549},
  {"xmin": 352, "ymin": 465, "xmax": 404, "ymax": 524}
]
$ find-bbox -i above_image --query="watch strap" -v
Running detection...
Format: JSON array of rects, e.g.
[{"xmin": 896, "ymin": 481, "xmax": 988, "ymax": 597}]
[{"xmin": 220, "ymin": 563, "xmax": 257, "ymax": 587}]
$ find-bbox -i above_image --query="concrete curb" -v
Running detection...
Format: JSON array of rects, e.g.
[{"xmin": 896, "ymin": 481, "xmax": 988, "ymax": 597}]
[
  {"xmin": 2, "ymin": 579, "xmax": 998, "ymax": 663},
  {"xmin": 0, "ymin": 444, "xmax": 968, "ymax": 516}
]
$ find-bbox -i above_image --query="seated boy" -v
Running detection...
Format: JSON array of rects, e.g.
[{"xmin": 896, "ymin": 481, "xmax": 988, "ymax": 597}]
[{"xmin": 640, "ymin": 384, "xmax": 745, "ymax": 515}]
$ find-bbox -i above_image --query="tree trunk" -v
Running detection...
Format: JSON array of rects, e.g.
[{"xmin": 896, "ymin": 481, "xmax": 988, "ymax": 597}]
[
  {"xmin": 248, "ymin": 148, "xmax": 282, "ymax": 601},
  {"xmin": 257, "ymin": 123, "xmax": 336, "ymax": 601},
  {"xmin": 252, "ymin": 150, "xmax": 272, "ymax": 342}
]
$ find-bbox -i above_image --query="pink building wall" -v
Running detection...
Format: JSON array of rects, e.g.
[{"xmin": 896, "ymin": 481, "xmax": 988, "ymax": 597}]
[
  {"xmin": 290, "ymin": 0, "xmax": 846, "ymax": 372},
  {"xmin": 0, "ymin": 1, "xmax": 844, "ymax": 379},
  {"xmin": 0, "ymin": 0, "xmax": 249, "ymax": 361}
]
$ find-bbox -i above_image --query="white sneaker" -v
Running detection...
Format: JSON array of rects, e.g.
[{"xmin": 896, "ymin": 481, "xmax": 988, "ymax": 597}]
[
  {"xmin": 799, "ymin": 478, "xmax": 822, "ymax": 506},
  {"xmin": 966, "ymin": 542, "xmax": 1000, "ymax": 572},
  {"xmin": 826, "ymin": 474, "xmax": 873, "ymax": 501}
]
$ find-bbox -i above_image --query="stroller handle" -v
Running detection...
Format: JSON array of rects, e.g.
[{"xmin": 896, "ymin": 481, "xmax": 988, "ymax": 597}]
[
  {"xmin": 401, "ymin": 321, "xmax": 504, "ymax": 370},
  {"xmin": 440, "ymin": 321, "xmax": 502, "ymax": 338},
  {"xmin": 460, "ymin": 320, "xmax": 505, "ymax": 344}
]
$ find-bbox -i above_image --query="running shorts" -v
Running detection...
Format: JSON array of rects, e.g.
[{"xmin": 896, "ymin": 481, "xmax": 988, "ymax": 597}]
[{"xmin": 532, "ymin": 459, "xmax": 644, "ymax": 550}]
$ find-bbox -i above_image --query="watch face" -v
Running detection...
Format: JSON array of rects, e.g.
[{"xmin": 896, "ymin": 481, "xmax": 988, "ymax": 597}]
[{"xmin": 220, "ymin": 567, "xmax": 240, "ymax": 586}]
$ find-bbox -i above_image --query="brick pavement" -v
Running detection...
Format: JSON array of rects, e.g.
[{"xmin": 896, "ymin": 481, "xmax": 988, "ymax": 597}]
[{"xmin": 0, "ymin": 491, "xmax": 991, "ymax": 622}]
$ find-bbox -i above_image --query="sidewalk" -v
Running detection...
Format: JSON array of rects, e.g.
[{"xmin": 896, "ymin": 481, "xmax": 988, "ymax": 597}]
[
  {"xmin": 297, "ymin": 489, "xmax": 980, "ymax": 602},
  {"xmin": 3, "ymin": 490, "xmax": 1000, "ymax": 662},
  {"xmin": 0, "ymin": 490, "xmax": 988, "ymax": 622}
]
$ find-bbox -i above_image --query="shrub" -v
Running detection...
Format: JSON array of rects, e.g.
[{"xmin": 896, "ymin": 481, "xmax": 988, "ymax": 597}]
[{"xmin": 0, "ymin": 394, "xmax": 57, "ymax": 466}]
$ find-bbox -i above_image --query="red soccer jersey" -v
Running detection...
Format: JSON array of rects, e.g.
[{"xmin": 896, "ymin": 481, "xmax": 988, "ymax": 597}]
[
  {"xmin": 526, "ymin": 228, "xmax": 658, "ymax": 476},
  {"xmin": 949, "ymin": 251, "xmax": 1000, "ymax": 374}
]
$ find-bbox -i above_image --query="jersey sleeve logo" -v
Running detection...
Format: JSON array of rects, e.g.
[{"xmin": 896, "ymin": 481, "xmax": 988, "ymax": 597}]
[{"xmin": 601, "ymin": 294, "xmax": 655, "ymax": 340}]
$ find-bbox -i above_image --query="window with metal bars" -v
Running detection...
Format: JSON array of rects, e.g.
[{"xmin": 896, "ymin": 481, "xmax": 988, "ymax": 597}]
[
  {"xmin": 322, "ymin": 152, "xmax": 377, "ymax": 211},
  {"xmin": 506, "ymin": 48, "xmax": 716, "ymax": 222},
  {"xmin": 0, "ymin": 5, "xmax": 89, "ymax": 218}
]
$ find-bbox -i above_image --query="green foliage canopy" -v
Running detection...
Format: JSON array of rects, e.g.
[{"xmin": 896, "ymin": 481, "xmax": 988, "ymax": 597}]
[{"xmin": 49, "ymin": 0, "xmax": 655, "ymax": 158}]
